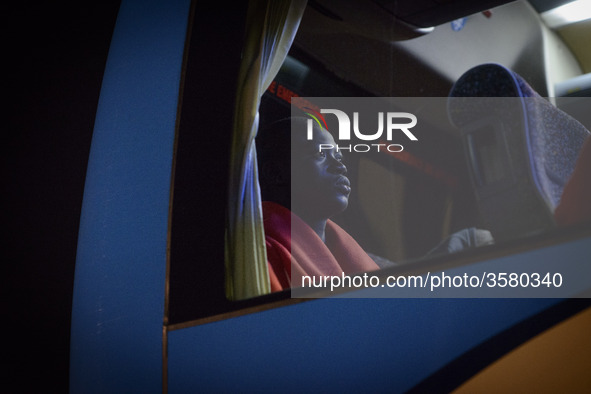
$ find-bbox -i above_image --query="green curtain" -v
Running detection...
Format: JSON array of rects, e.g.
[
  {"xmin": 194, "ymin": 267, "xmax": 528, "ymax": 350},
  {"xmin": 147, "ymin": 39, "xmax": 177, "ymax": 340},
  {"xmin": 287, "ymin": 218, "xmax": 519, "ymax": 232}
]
[{"xmin": 226, "ymin": 0, "xmax": 307, "ymax": 300}]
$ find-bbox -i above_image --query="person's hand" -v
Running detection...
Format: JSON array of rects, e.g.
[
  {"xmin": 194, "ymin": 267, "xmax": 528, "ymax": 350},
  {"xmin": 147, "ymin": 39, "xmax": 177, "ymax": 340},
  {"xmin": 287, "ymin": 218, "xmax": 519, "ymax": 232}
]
[{"xmin": 427, "ymin": 228, "xmax": 494, "ymax": 256}]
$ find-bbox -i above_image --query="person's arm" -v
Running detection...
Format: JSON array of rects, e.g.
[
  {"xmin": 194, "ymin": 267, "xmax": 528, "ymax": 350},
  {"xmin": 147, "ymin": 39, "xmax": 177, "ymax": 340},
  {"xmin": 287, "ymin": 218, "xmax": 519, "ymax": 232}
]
[{"xmin": 366, "ymin": 251, "xmax": 398, "ymax": 268}]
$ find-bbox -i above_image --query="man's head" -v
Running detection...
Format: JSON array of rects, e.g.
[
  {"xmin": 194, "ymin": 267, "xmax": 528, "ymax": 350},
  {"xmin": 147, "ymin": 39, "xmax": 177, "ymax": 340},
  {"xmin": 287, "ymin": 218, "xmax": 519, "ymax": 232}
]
[{"xmin": 257, "ymin": 117, "xmax": 351, "ymax": 221}]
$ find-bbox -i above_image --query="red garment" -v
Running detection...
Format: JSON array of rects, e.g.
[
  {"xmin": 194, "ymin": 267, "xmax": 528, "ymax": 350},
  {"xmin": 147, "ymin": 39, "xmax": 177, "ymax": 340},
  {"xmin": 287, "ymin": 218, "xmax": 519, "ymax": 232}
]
[
  {"xmin": 262, "ymin": 201, "xmax": 379, "ymax": 292},
  {"xmin": 554, "ymin": 136, "xmax": 591, "ymax": 227}
]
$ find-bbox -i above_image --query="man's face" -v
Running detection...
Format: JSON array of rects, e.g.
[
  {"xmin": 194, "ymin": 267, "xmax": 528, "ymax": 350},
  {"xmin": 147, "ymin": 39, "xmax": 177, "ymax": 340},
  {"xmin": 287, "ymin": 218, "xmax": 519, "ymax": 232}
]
[{"xmin": 291, "ymin": 124, "xmax": 351, "ymax": 220}]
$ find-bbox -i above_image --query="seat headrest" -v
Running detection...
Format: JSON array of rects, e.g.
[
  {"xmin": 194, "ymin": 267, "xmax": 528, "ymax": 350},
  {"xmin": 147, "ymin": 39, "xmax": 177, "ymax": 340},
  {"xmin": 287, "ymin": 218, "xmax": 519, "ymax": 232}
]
[
  {"xmin": 450, "ymin": 63, "xmax": 529, "ymax": 98},
  {"xmin": 447, "ymin": 63, "xmax": 538, "ymax": 129},
  {"xmin": 448, "ymin": 63, "xmax": 590, "ymax": 210}
]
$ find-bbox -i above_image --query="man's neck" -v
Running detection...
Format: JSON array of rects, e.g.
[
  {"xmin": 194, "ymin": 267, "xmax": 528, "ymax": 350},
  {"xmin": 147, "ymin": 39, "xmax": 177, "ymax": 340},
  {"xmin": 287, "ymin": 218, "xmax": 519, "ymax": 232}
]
[
  {"xmin": 294, "ymin": 211, "xmax": 327, "ymax": 242},
  {"xmin": 306, "ymin": 218, "xmax": 327, "ymax": 243}
]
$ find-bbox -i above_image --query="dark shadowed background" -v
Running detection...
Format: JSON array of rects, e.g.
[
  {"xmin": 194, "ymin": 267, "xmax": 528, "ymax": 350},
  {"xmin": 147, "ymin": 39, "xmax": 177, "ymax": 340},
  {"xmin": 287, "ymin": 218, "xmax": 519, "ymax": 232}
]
[{"xmin": 4, "ymin": 3, "xmax": 121, "ymax": 391}]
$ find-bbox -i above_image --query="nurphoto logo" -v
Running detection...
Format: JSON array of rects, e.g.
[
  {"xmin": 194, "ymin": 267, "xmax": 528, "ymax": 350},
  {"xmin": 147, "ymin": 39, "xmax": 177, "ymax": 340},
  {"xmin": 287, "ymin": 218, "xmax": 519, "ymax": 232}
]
[{"xmin": 305, "ymin": 108, "xmax": 418, "ymax": 153}]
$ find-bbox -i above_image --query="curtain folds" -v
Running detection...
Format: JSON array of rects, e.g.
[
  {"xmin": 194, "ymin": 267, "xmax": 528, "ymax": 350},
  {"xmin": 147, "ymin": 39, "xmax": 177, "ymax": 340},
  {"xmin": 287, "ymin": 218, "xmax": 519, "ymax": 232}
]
[{"xmin": 226, "ymin": 0, "xmax": 307, "ymax": 300}]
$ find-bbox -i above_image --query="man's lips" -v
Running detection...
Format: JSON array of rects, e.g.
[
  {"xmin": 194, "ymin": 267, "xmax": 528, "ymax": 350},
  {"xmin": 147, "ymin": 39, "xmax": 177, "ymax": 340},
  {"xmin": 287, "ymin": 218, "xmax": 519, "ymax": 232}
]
[{"xmin": 335, "ymin": 176, "xmax": 351, "ymax": 194}]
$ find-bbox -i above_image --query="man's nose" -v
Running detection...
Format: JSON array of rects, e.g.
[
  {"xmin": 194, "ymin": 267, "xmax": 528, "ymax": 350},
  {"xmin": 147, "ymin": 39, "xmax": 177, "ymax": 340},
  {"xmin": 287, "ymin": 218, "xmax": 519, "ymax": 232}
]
[{"xmin": 329, "ymin": 157, "xmax": 347, "ymax": 174}]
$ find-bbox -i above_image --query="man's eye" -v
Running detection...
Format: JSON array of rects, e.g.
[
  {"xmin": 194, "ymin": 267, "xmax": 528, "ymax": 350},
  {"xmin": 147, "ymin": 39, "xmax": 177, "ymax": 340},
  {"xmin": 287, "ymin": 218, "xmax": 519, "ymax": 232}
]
[{"xmin": 315, "ymin": 151, "xmax": 326, "ymax": 159}]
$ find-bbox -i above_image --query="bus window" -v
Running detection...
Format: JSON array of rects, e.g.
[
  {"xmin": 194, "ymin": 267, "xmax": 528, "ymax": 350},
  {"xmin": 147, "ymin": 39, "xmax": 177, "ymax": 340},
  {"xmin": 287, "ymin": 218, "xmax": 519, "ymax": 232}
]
[{"xmin": 167, "ymin": 0, "xmax": 591, "ymax": 326}]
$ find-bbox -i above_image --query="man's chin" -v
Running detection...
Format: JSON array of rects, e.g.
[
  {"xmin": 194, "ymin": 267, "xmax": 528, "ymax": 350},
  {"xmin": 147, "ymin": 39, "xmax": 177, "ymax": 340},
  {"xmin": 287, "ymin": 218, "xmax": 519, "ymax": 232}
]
[{"xmin": 330, "ymin": 198, "xmax": 349, "ymax": 216}]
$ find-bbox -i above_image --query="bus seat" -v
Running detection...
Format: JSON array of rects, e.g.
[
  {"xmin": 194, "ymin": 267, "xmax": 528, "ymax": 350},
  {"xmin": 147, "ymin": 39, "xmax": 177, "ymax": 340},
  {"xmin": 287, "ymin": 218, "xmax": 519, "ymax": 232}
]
[
  {"xmin": 554, "ymin": 135, "xmax": 591, "ymax": 227},
  {"xmin": 447, "ymin": 63, "xmax": 590, "ymax": 242}
]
